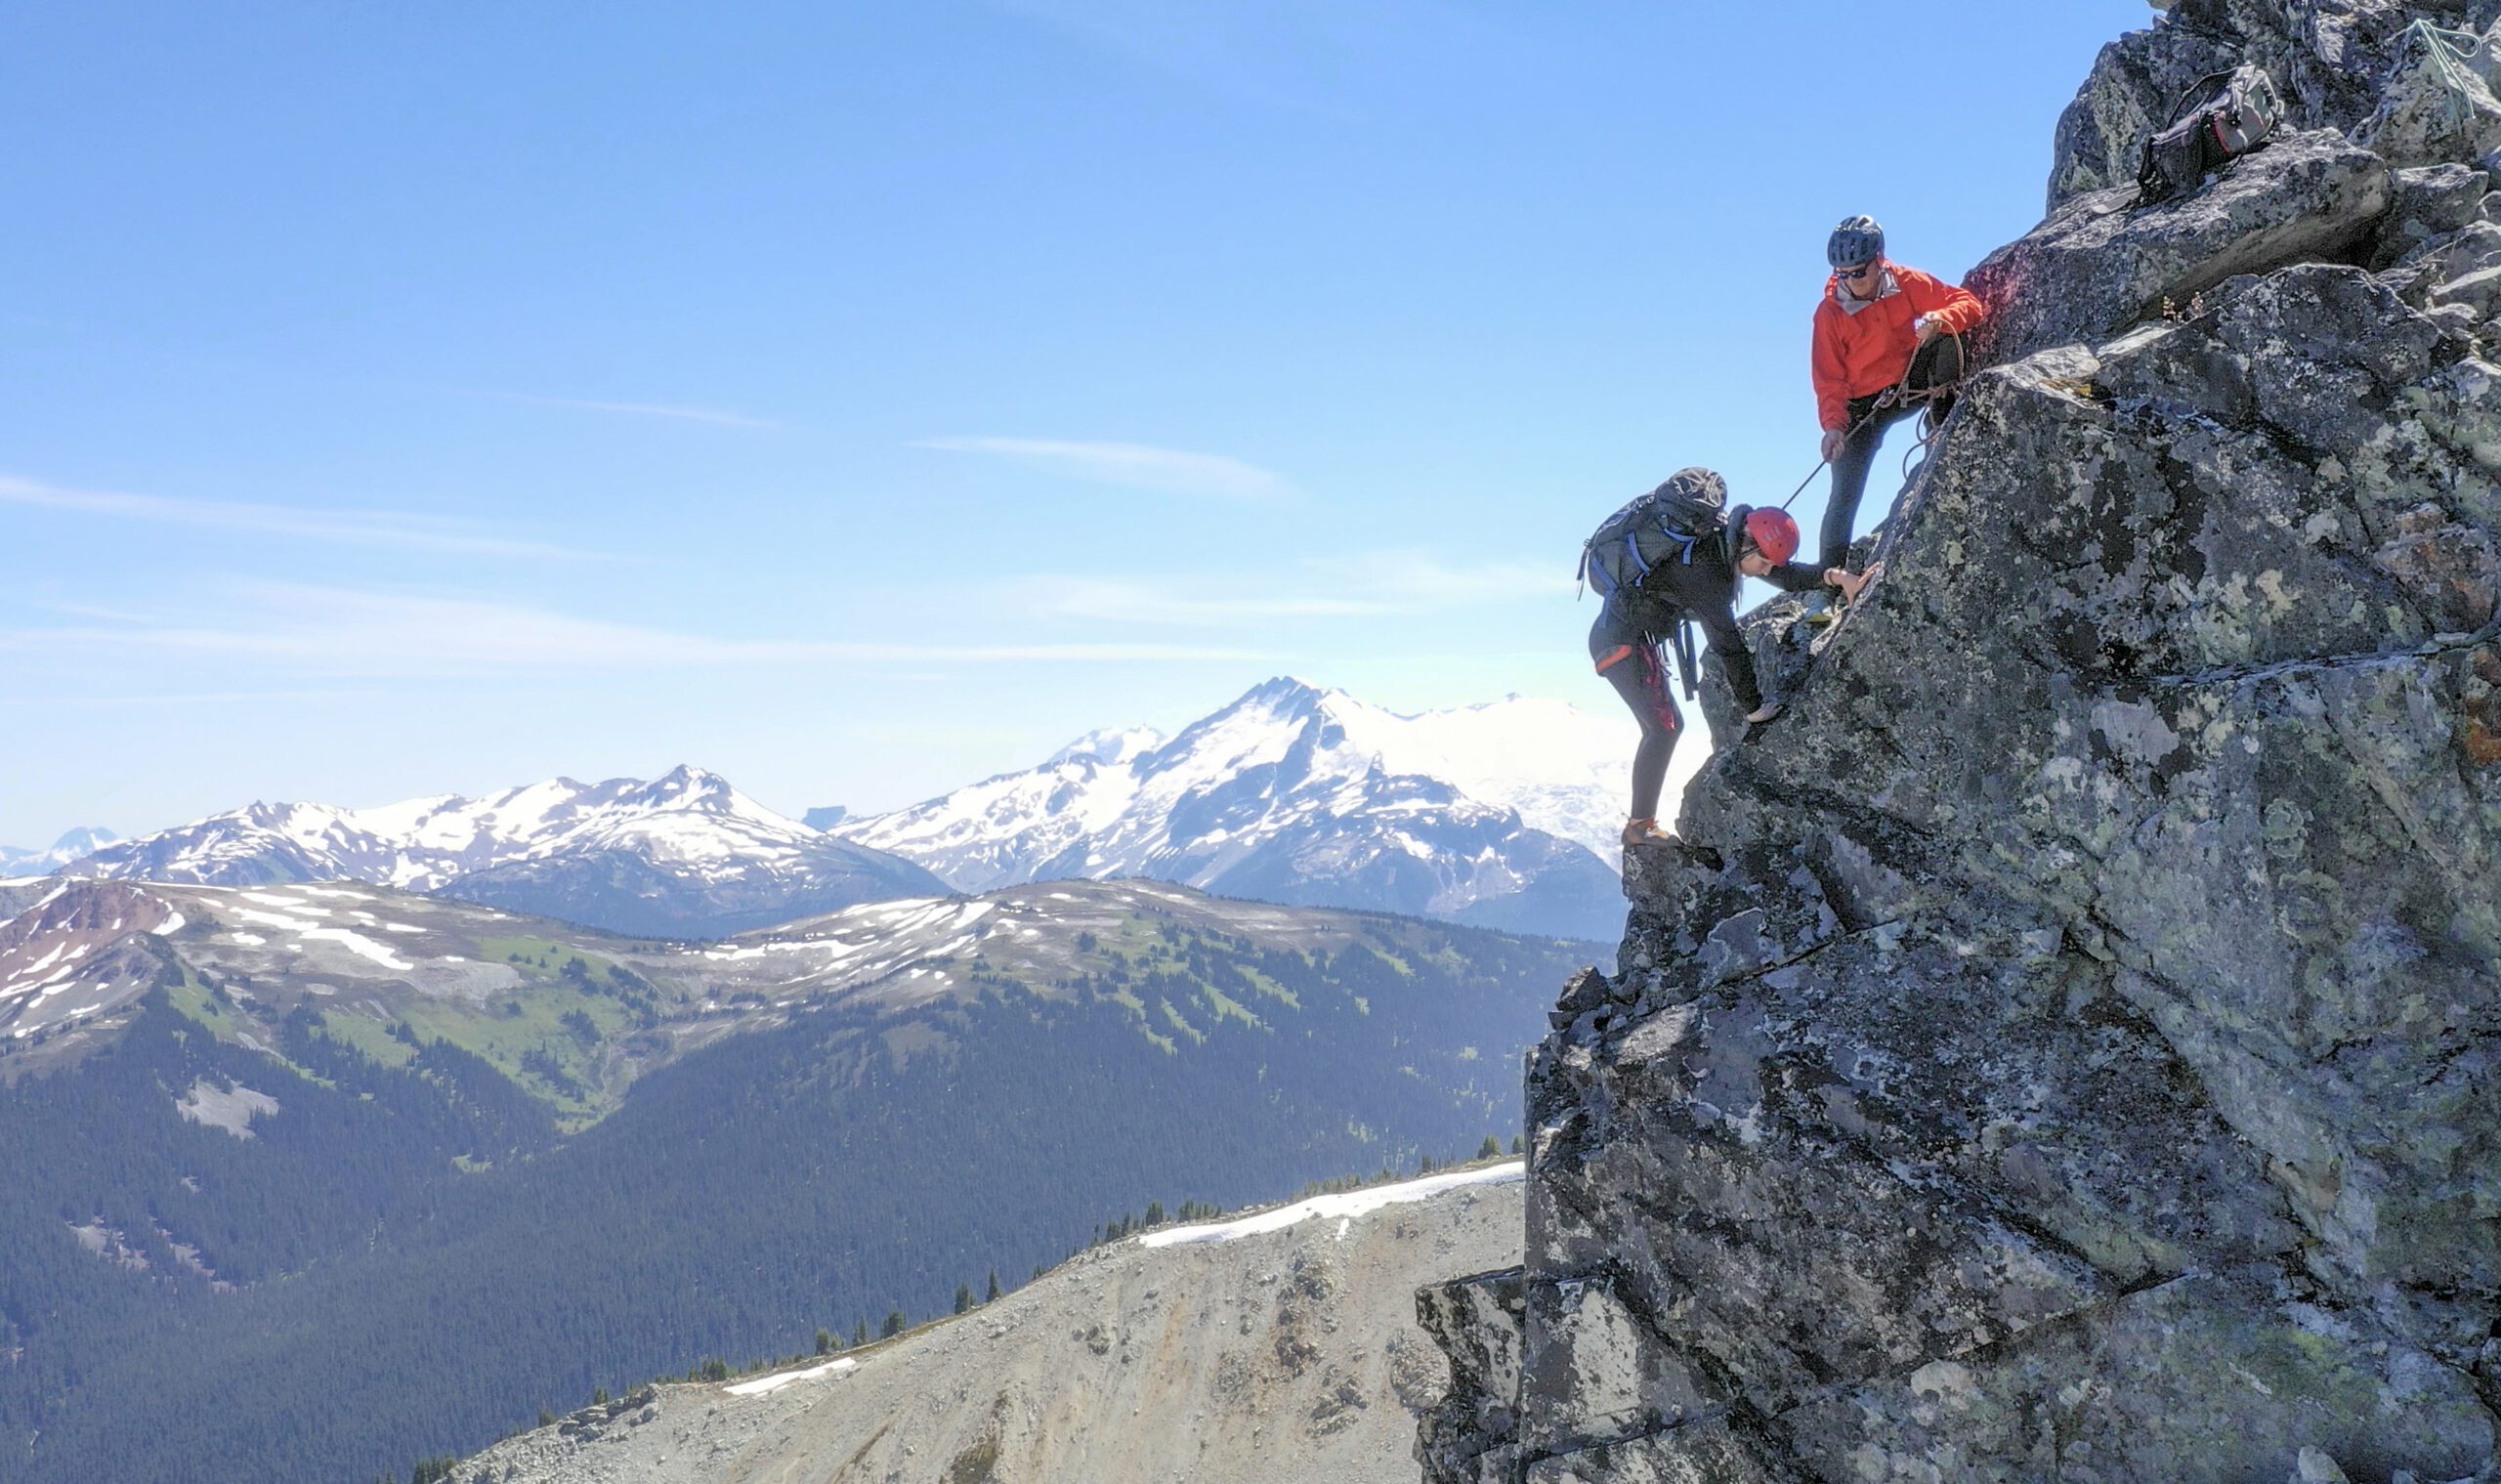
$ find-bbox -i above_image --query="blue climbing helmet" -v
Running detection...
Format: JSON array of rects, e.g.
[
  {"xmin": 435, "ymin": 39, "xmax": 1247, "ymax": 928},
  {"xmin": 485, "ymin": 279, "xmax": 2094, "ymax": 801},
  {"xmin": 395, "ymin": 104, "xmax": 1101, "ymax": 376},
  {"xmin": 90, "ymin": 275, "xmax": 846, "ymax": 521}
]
[{"xmin": 1827, "ymin": 214, "xmax": 1885, "ymax": 269}]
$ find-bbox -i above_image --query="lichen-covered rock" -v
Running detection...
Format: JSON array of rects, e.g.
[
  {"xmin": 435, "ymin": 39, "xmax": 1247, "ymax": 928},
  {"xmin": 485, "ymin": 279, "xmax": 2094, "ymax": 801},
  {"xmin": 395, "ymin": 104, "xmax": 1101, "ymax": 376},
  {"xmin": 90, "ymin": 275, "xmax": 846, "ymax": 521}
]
[
  {"xmin": 2046, "ymin": 0, "xmax": 2501, "ymax": 209},
  {"xmin": 2356, "ymin": 18, "xmax": 2501, "ymax": 169},
  {"xmin": 1418, "ymin": 1270, "xmax": 1531, "ymax": 1484},
  {"xmin": 1968, "ymin": 130, "xmax": 2392, "ymax": 369},
  {"xmin": 2372, "ymin": 162, "xmax": 2497, "ymax": 268},
  {"xmin": 1420, "ymin": 4, "xmax": 2501, "ymax": 1479}
]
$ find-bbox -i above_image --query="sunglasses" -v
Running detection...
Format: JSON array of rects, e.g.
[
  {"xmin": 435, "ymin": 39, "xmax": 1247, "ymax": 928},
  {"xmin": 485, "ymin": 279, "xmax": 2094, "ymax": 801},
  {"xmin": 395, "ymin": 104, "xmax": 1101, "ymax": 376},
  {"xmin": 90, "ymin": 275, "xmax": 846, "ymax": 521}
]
[{"xmin": 1838, "ymin": 260, "xmax": 1882, "ymax": 281}]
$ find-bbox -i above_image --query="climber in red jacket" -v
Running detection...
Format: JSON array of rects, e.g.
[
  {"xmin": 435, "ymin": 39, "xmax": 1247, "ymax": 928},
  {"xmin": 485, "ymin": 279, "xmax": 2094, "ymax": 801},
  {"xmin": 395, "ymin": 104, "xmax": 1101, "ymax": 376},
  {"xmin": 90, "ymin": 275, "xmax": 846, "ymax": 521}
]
[{"xmin": 1810, "ymin": 215, "xmax": 1985, "ymax": 572}]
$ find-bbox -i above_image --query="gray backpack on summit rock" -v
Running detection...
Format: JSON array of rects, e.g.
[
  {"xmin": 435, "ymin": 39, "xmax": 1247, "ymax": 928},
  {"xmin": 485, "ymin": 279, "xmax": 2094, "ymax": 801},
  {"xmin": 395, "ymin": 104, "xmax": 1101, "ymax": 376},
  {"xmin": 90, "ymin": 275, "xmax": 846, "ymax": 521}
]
[{"xmin": 2136, "ymin": 64, "xmax": 2285, "ymax": 206}]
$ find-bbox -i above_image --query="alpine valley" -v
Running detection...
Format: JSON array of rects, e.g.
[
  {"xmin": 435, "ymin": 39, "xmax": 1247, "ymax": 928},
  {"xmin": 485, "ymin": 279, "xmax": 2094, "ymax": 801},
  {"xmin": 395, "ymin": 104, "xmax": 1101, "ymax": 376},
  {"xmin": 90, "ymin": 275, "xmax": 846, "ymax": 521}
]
[{"xmin": 0, "ymin": 870, "xmax": 1590, "ymax": 1483}]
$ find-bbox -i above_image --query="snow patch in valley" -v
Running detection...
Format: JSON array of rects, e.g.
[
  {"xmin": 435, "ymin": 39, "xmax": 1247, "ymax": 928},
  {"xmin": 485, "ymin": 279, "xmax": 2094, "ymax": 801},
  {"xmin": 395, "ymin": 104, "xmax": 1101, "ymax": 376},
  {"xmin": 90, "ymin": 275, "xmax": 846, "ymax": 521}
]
[
  {"xmin": 1136, "ymin": 1162, "xmax": 1524, "ymax": 1249},
  {"xmin": 239, "ymin": 892, "xmax": 317, "ymax": 909},
  {"xmin": 296, "ymin": 928, "xmax": 413, "ymax": 972},
  {"xmin": 234, "ymin": 909, "xmax": 321, "ymax": 933},
  {"xmin": 228, "ymin": 933, "xmax": 268, "ymax": 947},
  {"xmin": 176, "ymin": 1080, "xmax": 279, "ymax": 1139}
]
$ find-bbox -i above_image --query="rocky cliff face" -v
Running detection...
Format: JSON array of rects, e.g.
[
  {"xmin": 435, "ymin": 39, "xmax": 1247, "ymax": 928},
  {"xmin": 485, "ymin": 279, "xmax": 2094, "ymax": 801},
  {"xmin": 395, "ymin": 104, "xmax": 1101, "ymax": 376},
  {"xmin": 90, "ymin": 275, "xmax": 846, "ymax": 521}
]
[{"xmin": 1420, "ymin": 4, "xmax": 2501, "ymax": 1481}]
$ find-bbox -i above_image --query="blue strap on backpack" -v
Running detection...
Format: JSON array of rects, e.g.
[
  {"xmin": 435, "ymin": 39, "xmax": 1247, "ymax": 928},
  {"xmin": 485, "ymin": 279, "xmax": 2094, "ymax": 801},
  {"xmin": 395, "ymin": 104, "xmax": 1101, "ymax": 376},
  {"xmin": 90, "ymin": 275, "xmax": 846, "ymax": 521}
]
[{"xmin": 1577, "ymin": 480, "xmax": 1721, "ymax": 600}]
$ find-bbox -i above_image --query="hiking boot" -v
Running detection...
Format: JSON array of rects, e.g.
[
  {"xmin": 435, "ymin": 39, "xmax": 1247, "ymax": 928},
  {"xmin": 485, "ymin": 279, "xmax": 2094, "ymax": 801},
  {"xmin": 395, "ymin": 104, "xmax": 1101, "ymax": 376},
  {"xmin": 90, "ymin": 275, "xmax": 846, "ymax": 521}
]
[
  {"xmin": 1621, "ymin": 817, "xmax": 1674, "ymax": 848},
  {"xmin": 1805, "ymin": 606, "xmax": 1839, "ymax": 628}
]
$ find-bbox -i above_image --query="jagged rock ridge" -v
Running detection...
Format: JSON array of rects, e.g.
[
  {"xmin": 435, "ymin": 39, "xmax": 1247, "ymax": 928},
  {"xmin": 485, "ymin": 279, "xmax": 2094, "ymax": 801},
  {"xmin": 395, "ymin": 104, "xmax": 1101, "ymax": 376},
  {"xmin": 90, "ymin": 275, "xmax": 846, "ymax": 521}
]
[
  {"xmin": 60, "ymin": 766, "xmax": 949, "ymax": 939},
  {"xmin": 1420, "ymin": 3, "xmax": 2501, "ymax": 1481}
]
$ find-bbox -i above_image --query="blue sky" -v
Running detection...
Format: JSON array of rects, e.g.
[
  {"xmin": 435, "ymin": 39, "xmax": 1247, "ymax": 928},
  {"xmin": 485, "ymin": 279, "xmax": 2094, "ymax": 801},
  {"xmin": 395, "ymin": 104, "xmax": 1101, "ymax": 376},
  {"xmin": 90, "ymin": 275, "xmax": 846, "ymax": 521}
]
[{"xmin": 1, "ymin": 0, "xmax": 2152, "ymax": 845}]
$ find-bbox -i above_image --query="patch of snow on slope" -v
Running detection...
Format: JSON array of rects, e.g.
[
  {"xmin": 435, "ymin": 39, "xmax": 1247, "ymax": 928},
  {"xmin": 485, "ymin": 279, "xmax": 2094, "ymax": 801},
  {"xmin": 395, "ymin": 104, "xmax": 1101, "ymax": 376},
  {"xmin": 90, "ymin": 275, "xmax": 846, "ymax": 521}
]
[
  {"xmin": 297, "ymin": 928, "xmax": 413, "ymax": 971},
  {"xmin": 1046, "ymin": 725, "xmax": 1166, "ymax": 767},
  {"xmin": 724, "ymin": 1357, "xmax": 859, "ymax": 1398},
  {"xmin": 1136, "ymin": 1162, "xmax": 1524, "ymax": 1248},
  {"xmin": 234, "ymin": 909, "xmax": 321, "ymax": 932}
]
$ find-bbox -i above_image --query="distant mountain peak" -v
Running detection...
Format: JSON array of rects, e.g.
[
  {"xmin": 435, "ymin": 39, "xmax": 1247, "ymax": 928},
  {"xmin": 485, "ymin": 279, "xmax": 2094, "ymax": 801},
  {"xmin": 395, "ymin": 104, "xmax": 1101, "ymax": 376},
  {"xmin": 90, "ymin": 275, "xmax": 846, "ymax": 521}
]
[
  {"xmin": 839, "ymin": 680, "xmax": 1635, "ymax": 939},
  {"xmin": 632, "ymin": 764, "xmax": 737, "ymax": 807},
  {"xmin": 0, "ymin": 827, "xmax": 126, "ymax": 878},
  {"xmin": 1238, "ymin": 674, "xmax": 1332, "ymax": 709}
]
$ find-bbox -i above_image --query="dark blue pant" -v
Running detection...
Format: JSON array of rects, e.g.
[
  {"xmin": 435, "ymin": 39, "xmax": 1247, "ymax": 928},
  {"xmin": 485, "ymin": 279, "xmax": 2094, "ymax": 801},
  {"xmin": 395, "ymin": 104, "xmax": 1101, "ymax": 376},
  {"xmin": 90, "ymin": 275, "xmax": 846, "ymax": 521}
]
[{"xmin": 1820, "ymin": 333, "xmax": 1963, "ymax": 572}]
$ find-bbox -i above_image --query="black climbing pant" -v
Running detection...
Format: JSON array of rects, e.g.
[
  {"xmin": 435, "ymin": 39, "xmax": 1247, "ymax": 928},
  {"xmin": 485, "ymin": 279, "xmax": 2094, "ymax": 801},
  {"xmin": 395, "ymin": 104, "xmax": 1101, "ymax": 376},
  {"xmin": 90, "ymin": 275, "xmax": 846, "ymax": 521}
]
[
  {"xmin": 1590, "ymin": 622, "xmax": 1683, "ymax": 822},
  {"xmin": 1820, "ymin": 332, "xmax": 1963, "ymax": 572}
]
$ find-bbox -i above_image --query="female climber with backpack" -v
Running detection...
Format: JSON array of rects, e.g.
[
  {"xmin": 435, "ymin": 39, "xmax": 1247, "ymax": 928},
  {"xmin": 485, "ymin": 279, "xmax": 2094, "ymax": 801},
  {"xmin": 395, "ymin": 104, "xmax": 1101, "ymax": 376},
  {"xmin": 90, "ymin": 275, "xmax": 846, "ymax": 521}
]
[
  {"xmin": 1810, "ymin": 215, "xmax": 1985, "ymax": 573},
  {"xmin": 1582, "ymin": 468, "xmax": 1874, "ymax": 848}
]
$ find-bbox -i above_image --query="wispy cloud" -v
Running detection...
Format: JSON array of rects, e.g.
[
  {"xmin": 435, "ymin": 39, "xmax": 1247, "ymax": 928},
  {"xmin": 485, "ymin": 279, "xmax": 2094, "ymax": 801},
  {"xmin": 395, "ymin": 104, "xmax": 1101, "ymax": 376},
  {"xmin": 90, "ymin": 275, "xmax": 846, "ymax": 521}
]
[
  {"xmin": 1304, "ymin": 551, "xmax": 1566, "ymax": 603},
  {"xmin": 3, "ymin": 584, "xmax": 1256, "ymax": 675},
  {"xmin": 915, "ymin": 437, "xmax": 1290, "ymax": 501},
  {"xmin": 0, "ymin": 474, "xmax": 595, "ymax": 560},
  {"xmin": 1017, "ymin": 552, "xmax": 1561, "ymax": 628},
  {"xmin": 999, "ymin": 0, "xmax": 1373, "ymax": 119},
  {"xmin": 1027, "ymin": 578, "xmax": 1390, "ymax": 626},
  {"xmin": 471, "ymin": 391, "xmax": 777, "ymax": 429}
]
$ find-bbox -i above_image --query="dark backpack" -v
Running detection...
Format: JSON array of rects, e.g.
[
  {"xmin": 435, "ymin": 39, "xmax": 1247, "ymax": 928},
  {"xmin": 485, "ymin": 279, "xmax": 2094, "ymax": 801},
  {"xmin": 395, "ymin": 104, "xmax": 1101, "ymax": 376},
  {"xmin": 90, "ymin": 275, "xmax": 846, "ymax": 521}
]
[
  {"xmin": 2135, "ymin": 64, "xmax": 2284, "ymax": 206},
  {"xmin": 1577, "ymin": 475, "xmax": 1727, "ymax": 602}
]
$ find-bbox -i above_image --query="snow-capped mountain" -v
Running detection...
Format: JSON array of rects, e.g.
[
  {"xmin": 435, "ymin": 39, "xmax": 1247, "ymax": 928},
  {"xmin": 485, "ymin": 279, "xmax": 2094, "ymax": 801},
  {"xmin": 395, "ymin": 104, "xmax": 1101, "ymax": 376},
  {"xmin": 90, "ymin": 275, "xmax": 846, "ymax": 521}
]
[
  {"xmin": 0, "ymin": 827, "xmax": 120, "ymax": 876},
  {"xmin": 60, "ymin": 767, "xmax": 949, "ymax": 939},
  {"xmin": 838, "ymin": 678, "xmax": 1632, "ymax": 941}
]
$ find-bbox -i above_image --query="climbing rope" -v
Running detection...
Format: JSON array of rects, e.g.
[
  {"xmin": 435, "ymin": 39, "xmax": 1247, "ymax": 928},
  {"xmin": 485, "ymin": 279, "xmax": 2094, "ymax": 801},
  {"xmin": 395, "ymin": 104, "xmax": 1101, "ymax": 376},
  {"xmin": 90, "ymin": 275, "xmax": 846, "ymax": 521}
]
[
  {"xmin": 2393, "ymin": 21, "xmax": 2487, "ymax": 136},
  {"xmin": 1777, "ymin": 331, "xmax": 1966, "ymax": 513},
  {"xmin": 1900, "ymin": 398, "xmax": 1950, "ymax": 484}
]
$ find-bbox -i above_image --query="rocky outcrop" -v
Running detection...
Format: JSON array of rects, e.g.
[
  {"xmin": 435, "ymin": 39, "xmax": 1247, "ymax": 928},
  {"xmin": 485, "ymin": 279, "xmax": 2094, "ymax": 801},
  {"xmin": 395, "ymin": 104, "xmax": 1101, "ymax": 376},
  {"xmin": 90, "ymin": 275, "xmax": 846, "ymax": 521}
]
[
  {"xmin": 455, "ymin": 1167, "xmax": 1524, "ymax": 1484},
  {"xmin": 2046, "ymin": 0, "xmax": 2501, "ymax": 210},
  {"xmin": 1968, "ymin": 129, "xmax": 2393, "ymax": 367},
  {"xmin": 1422, "ymin": 5, "xmax": 2501, "ymax": 1481}
]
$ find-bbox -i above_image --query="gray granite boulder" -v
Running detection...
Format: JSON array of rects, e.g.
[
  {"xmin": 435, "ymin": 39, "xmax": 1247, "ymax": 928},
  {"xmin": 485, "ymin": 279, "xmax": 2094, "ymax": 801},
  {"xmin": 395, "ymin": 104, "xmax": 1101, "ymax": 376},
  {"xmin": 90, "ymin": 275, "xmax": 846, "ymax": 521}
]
[
  {"xmin": 2356, "ymin": 17, "xmax": 2501, "ymax": 169},
  {"xmin": 1967, "ymin": 130, "xmax": 2392, "ymax": 368}
]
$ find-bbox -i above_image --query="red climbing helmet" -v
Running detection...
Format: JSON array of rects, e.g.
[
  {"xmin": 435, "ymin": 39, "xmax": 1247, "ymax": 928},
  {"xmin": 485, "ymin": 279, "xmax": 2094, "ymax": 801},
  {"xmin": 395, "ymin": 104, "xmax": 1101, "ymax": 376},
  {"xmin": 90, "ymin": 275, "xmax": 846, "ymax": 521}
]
[{"xmin": 1741, "ymin": 506, "xmax": 1802, "ymax": 565}]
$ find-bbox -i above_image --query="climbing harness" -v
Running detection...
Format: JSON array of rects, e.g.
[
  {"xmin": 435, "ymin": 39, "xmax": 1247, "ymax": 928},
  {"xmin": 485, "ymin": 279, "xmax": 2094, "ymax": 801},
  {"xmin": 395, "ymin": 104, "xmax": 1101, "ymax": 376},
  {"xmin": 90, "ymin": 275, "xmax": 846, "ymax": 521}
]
[{"xmin": 1777, "ymin": 331, "xmax": 1966, "ymax": 513}]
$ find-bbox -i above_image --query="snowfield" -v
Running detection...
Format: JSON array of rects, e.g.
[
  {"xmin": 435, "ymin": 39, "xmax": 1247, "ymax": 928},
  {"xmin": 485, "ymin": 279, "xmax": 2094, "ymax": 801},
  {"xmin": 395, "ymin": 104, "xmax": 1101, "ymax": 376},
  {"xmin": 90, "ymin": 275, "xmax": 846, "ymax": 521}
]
[
  {"xmin": 839, "ymin": 678, "xmax": 1640, "ymax": 936},
  {"xmin": 1136, "ymin": 1161, "xmax": 1525, "ymax": 1248}
]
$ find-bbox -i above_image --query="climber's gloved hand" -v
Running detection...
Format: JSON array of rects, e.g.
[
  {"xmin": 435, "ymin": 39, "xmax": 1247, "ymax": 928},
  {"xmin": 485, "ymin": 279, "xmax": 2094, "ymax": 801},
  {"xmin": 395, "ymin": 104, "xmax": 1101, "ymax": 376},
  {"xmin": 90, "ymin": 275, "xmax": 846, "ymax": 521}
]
[{"xmin": 1819, "ymin": 428, "xmax": 1845, "ymax": 462}]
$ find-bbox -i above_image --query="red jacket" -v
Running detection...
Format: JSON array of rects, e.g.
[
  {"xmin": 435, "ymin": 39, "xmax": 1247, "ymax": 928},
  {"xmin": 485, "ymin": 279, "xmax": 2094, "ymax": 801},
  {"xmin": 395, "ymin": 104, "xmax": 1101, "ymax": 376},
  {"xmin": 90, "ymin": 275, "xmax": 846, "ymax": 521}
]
[{"xmin": 1810, "ymin": 261, "xmax": 1985, "ymax": 432}]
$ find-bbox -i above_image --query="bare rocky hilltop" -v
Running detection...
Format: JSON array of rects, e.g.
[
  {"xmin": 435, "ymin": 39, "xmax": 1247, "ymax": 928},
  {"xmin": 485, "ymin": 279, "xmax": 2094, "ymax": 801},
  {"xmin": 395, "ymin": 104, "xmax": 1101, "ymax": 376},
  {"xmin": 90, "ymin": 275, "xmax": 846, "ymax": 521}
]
[
  {"xmin": 1419, "ymin": 1, "xmax": 2501, "ymax": 1480},
  {"xmin": 454, "ymin": 1166, "xmax": 1523, "ymax": 1484}
]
